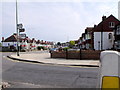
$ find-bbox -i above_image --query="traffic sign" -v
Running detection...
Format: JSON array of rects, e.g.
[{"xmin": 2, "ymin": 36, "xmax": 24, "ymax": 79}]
[{"xmin": 17, "ymin": 24, "xmax": 23, "ymax": 29}]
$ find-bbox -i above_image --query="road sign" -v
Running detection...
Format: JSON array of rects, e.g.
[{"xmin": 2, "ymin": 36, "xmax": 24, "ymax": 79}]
[
  {"xmin": 17, "ymin": 24, "xmax": 23, "ymax": 29},
  {"xmin": 100, "ymin": 51, "xmax": 120, "ymax": 89},
  {"xmin": 19, "ymin": 28, "xmax": 25, "ymax": 32},
  {"xmin": 19, "ymin": 34, "xmax": 26, "ymax": 38}
]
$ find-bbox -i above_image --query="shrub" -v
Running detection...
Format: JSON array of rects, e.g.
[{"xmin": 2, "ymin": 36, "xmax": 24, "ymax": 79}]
[
  {"xmin": 42, "ymin": 47, "xmax": 47, "ymax": 50},
  {"xmin": 63, "ymin": 47, "xmax": 70, "ymax": 51},
  {"xmin": 37, "ymin": 46, "xmax": 48, "ymax": 50},
  {"xmin": 37, "ymin": 46, "xmax": 43, "ymax": 50}
]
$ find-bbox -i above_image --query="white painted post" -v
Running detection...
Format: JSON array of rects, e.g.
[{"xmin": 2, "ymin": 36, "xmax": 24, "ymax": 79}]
[{"xmin": 100, "ymin": 51, "xmax": 120, "ymax": 88}]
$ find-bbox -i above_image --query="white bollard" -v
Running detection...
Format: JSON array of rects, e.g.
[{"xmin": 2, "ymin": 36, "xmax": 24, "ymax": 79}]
[{"xmin": 100, "ymin": 51, "xmax": 120, "ymax": 89}]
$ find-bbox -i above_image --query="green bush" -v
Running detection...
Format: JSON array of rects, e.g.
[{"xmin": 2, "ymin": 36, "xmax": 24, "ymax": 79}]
[
  {"xmin": 37, "ymin": 46, "xmax": 48, "ymax": 50},
  {"xmin": 63, "ymin": 47, "xmax": 70, "ymax": 51},
  {"xmin": 42, "ymin": 46, "xmax": 47, "ymax": 50},
  {"xmin": 37, "ymin": 46, "xmax": 43, "ymax": 50}
]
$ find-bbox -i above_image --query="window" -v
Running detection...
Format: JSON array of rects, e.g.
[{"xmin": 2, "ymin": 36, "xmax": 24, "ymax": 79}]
[
  {"xmin": 116, "ymin": 26, "xmax": 120, "ymax": 35},
  {"xmin": 109, "ymin": 22, "xmax": 115, "ymax": 28},
  {"xmin": 118, "ymin": 41, "xmax": 120, "ymax": 49},
  {"xmin": 85, "ymin": 34, "xmax": 87, "ymax": 40},
  {"xmin": 108, "ymin": 33, "xmax": 112, "ymax": 40},
  {"xmin": 88, "ymin": 33, "xmax": 91, "ymax": 39}
]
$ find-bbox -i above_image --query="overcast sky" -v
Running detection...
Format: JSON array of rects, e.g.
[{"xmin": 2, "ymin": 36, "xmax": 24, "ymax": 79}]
[{"xmin": 1, "ymin": 0, "xmax": 119, "ymax": 43}]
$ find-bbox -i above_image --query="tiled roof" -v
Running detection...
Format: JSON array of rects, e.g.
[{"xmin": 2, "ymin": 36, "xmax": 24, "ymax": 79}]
[
  {"xmin": 93, "ymin": 15, "xmax": 120, "ymax": 32},
  {"xmin": 4, "ymin": 34, "xmax": 18, "ymax": 42},
  {"xmin": 85, "ymin": 27, "xmax": 94, "ymax": 33},
  {"xmin": 4, "ymin": 34, "xmax": 31, "ymax": 43}
]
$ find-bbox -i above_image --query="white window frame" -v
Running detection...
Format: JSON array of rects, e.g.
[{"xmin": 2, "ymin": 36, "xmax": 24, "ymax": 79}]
[{"xmin": 109, "ymin": 22, "xmax": 115, "ymax": 28}]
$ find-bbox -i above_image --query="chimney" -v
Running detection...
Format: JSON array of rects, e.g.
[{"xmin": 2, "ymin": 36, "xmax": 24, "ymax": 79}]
[
  {"xmin": 94, "ymin": 24, "xmax": 97, "ymax": 28},
  {"xmin": 2, "ymin": 37, "xmax": 4, "ymax": 42},
  {"xmin": 102, "ymin": 16, "xmax": 106, "ymax": 21}
]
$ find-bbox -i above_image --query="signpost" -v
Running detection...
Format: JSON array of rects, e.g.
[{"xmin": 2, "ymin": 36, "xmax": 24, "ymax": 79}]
[{"xmin": 19, "ymin": 34, "xmax": 26, "ymax": 38}]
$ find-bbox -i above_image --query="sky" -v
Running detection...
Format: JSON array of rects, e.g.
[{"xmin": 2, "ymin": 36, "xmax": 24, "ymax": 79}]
[{"xmin": 1, "ymin": 0, "xmax": 120, "ymax": 43}]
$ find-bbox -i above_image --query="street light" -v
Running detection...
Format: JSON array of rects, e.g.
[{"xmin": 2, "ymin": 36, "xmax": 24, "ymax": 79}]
[
  {"xmin": 16, "ymin": 0, "xmax": 19, "ymax": 56},
  {"xmin": 16, "ymin": 0, "xmax": 25, "ymax": 56}
]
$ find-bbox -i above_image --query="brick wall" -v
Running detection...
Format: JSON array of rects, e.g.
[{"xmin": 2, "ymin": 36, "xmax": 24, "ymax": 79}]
[
  {"xmin": 51, "ymin": 50, "xmax": 101, "ymax": 60},
  {"xmin": 81, "ymin": 50, "xmax": 101, "ymax": 60},
  {"xmin": 67, "ymin": 51, "xmax": 80, "ymax": 59},
  {"xmin": 51, "ymin": 51, "xmax": 66, "ymax": 58}
]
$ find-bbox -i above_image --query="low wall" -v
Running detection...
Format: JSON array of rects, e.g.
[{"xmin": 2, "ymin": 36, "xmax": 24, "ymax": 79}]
[
  {"xmin": 51, "ymin": 51, "xmax": 66, "ymax": 58},
  {"xmin": 81, "ymin": 50, "xmax": 101, "ymax": 60},
  {"xmin": 51, "ymin": 50, "xmax": 101, "ymax": 60}
]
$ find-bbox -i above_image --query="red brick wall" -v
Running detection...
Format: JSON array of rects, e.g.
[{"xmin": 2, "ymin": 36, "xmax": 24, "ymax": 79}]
[
  {"xmin": 81, "ymin": 50, "xmax": 101, "ymax": 60},
  {"xmin": 51, "ymin": 51, "xmax": 66, "ymax": 58},
  {"xmin": 51, "ymin": 50, "xmax": 101, "ymax": 60},
  {"xmin": 67, "ymin": 51, "xmax": 80, "ymax": 59}
]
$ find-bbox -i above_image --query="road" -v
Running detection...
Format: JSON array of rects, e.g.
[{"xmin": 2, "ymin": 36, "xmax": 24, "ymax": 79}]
[{"xmin": 2, "ymin": 51, "xmax": 100, "ymax": 88}]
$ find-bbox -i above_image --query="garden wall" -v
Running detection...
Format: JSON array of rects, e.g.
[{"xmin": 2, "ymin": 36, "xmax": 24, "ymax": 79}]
[{"xmin": 51, "ymin": 50, "xmax": 101, "ymax": 60}]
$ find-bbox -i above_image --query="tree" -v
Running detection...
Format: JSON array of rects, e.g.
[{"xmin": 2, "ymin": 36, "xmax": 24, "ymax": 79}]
[
  {"xmin": 69, "ymin": 41, "xmax": 75, "ymax": 48},
  {"xmin": 57, "ymin": 42, "xmax": 61, "ymax": 46}
]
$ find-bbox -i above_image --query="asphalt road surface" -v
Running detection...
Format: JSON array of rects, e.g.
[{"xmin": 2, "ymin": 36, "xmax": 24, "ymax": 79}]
[{"xmin": 2, "ymin": 51, "xmax": 100, "ymax": 88}]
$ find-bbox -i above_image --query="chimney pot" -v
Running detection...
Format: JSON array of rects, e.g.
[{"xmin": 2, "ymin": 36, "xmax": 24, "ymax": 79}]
[
  {"xmin": 94, "ymin": 24, "xmax": 97, "ymax": 28},
  {"xmin": 102, "ymin": 16, "xmax": 106, "ymax": 21}
]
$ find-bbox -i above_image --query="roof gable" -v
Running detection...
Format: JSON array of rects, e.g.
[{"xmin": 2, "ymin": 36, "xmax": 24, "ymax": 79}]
[
  {"xmin": 93, "ymin": 15, "xmax": 120, "ymax": 32},
  {"xmin": 85, "ymin": 27, "xmax": 94, "ymax": 33},
  {"xmin": 4, "ymin": 35, "xmax": 17, "ymax": 42}
]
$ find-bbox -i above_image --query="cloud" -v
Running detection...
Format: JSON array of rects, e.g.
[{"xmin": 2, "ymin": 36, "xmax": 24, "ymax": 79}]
[
  {"xmin": 2, "ymin": 1, "xmax": 118, "ymax": 42},
  {"xmin": 1, "ymin": 0, "xmax": 119, "ymax": 3}
]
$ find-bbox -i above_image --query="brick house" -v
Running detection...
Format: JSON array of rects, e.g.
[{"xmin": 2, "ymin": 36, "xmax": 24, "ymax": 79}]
[
  {"xmin": 2, "ymin": 33, "xmax": 33, "ymax": 51},
  {"xmin": 2, "ymin": 33, "xmax": 18, "ymax": 50},
  {"xmin": 84, "ymin": 27, "xmax": 94, "ymax": 49},
  {"xmin": 30, "ymin": 38, "xmax": 37, "ymax": 50},
  {"xmin": 114, "ymin": 22, "xmax": 120, "ymax": 50},
  {"xmin": 93, "ymin": 15, "xmax": 120, "ymax": 50},
  {"xmin": 78, "ymin": 37, "xmax": 82, "ymax": 49},
  {"xmin": 78, "ymin": 27, "xmax": 94, "ymax": 50},
  {"xmin": 20, "ymin": 36, "xmax": 31, "ymax": 50},
  {"xmin": 78, "ymin": 15, "xmax": 120, "ymax": 50},
  {"xmin": 78, "ymin": 33, "xmax": 86, "ymax": 49},
  {"xmin": 81, "ymin": 33, "xmax": 85, "ymax": 49}
]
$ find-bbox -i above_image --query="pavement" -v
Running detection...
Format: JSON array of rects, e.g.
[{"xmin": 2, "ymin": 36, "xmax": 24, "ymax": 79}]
[{"xmin": 7, "ymin": 51, "xmax": 100, "ymax": 67}]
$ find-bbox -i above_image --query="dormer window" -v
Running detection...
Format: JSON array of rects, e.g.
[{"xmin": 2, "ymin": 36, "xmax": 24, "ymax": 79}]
[{"xmin": 109, "ymin": 22, "xmax": 115, "ymax": 28}]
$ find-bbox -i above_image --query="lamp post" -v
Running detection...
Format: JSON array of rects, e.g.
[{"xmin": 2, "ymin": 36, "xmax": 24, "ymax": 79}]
[
  {"xmin": 16, "ymin": 0, "xmax": 19, "ymax": 56},
  {"xmin": 16, "ymin": 0, "xmax": 25, "ymax": 56}
]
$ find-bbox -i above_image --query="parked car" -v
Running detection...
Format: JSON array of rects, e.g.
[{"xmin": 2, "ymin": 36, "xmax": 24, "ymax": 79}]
[{"xmin": 49, "ymin": 48, "xmax": 58, "ymax": 53}]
